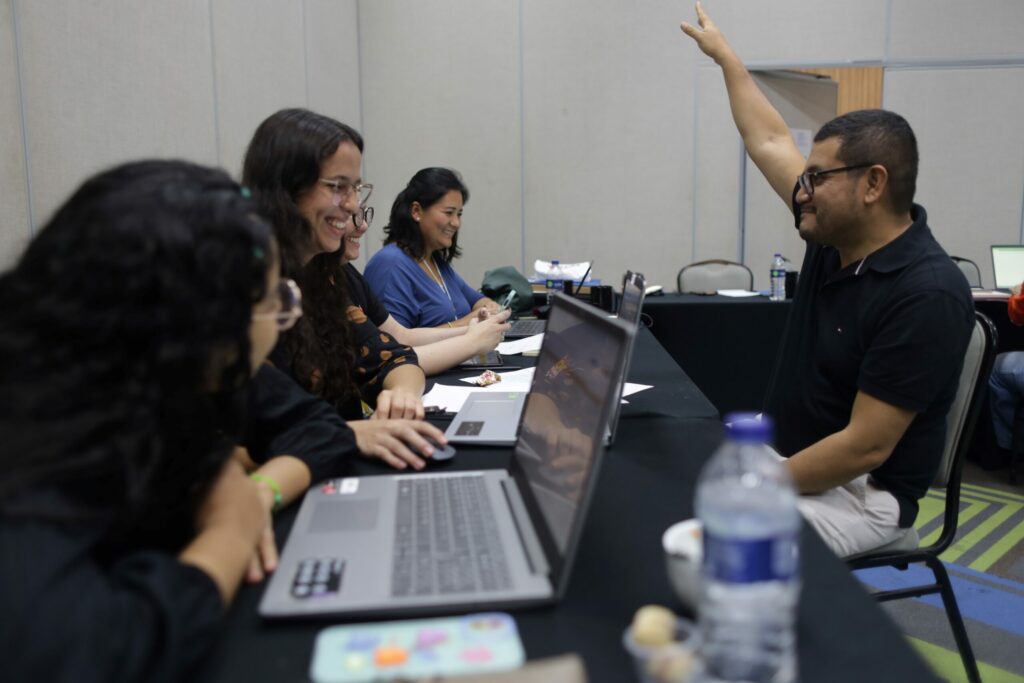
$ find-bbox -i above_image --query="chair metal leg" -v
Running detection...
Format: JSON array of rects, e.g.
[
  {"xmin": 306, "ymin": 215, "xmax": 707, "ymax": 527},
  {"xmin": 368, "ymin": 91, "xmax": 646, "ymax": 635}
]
[{"xmin": 926, "ymin": 556, "xmax": 981, "ymax": 683}]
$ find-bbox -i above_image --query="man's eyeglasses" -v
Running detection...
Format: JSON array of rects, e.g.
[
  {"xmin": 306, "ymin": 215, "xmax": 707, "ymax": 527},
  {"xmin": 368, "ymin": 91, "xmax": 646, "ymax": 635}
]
[
  {"xmin": 357, "ymin": 205, "xmax": 374, "ymax": 228},
  {"xmin": 318, "ymin": 179, "xmax": 373, "ymax": 207},
  {"xmin": 797, "ymin": 163, "xmax": 874, "ymax": 198},
  {"xmin": 252, "ymin": 278, "xmax": 302, "ymax": 331}
]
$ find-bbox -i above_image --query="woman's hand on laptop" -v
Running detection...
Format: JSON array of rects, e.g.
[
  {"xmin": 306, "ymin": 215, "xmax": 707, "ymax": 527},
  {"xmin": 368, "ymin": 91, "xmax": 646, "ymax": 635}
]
[{"xmin": 350, "ymin": 420, "xmax": 448, "ymax": 471}]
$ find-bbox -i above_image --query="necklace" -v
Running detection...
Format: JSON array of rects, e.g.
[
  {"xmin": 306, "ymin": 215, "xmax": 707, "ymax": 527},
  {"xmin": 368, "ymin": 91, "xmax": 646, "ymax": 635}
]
[{"xmin": 420, "ymin": 256, "xmax": 457, "ymax": 322}]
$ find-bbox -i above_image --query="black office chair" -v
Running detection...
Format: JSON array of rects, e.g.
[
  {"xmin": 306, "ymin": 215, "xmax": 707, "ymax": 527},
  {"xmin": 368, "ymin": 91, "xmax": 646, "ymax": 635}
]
[
  {"xmin": 951, "ymin": 256, "xmax": 983, "ymax": 288},
  {"xmin": 846, "ymin": 312, "xmax": 996, "ymax": 683},
  {"xmin": 677, "ymin": 259, "xmax": 753, "ymax": 293}
]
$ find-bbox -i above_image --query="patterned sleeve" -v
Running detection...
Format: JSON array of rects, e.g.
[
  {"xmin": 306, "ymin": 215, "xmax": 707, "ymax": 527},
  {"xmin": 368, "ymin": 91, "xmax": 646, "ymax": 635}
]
[{"xmin": 346, "ymin": 304, "xmax": 420, "ymax": 410}]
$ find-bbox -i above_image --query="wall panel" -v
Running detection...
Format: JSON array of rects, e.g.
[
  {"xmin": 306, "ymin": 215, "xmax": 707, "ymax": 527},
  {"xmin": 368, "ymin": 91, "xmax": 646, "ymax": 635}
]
[
  {"xmin": 0, "ymin": 0, "xmax": 30, "ymax": 267},
  {"xmin": 211, "ymin": 0, "xmax": 307, "ymax": 175},
  {"xmin": 17, "ymin": 0, "xmax": 217, "ymax": 226},
  {"xmin": 522, "ymin": 0, "xmax": 694, "ymax": 291},
  {"xmin": 889, "ymin": 0, "xmax": 1024, "ymax": 61},
  {"xmin": 358, "ymin": 0, "xmax": 521, "ymax": 287},
  {"xmin": 885, "ymin": 67, "xmax": 1024, "ymax": 288}
]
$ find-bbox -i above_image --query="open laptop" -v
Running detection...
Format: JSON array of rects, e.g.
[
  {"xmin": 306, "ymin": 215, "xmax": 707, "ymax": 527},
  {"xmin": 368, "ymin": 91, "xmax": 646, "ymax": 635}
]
[
  {"xmin": 505, "ymin": 261, "xmax": 593, "ymax": 339},
  {"xmin": 445, "ymin": 289, "xmax": 632, "ymax": 445},
  {"xmin": 446, "ymin": 270, "xmax": 643, "ymax": 450},
  {"xmin": 259, "ymin": 293, "xmax": 633, "ymax": 619},
  {"xmin": 991, "ymin": 245, "xmax": 1024, "ymax": 290},
  {"xmin": 604, "ymin": 270, "xmax": 647, "ymax": 445}
]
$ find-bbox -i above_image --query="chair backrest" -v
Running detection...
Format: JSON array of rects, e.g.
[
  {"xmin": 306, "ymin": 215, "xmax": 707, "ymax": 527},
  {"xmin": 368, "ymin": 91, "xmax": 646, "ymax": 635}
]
[
  {"xmin": 677, "ymin": 259, "xmax": 753, "ymax": 293},
  {"xmin": 928, "ymin": 312, "xmax": 997, "ymax": 552},
  {"xmin": 951, "ymin": 256, "xmax": 982, "ymax": 288}
]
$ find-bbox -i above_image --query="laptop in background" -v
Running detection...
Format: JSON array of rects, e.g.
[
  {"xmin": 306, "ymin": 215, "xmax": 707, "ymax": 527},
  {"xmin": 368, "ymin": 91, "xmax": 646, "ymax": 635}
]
[
  {"xmin": 445, "ymin": 288, "xmax": 626, "ymax": 446},
  {"xmin": 259, "ymin": 293, "xmax": 633, "ymax": 619},
  {"xmin": 991, "ymin": 245, "xmax": 1024, "ymax": 290},
  {"xmin": 505, "ymin": 261, "xmax": 593, "ymax": 339},
  {"xmin": 604, "ymin": 270, "xmax": 647, "ymax": 445}
]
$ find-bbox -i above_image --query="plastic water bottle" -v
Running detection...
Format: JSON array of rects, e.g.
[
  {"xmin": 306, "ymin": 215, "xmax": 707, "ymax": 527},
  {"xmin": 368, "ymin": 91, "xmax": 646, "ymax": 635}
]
[
  {"xmin": 695, "ymin": 413, "xmax": 800, "ymax": 683},
  {"xmin": 769, "ymin": 254, "xmax": 786, "ymax": 301},
  {"xmin": 545, "ymin": 259, "xmax": 563, "ymax": 304}
]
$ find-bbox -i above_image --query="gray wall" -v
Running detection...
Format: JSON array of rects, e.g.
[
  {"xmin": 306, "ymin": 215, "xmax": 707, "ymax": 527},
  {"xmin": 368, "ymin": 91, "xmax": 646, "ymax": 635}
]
[{"xmin": 3, "ymin": 0, "xmax": 1023, "ymax": 290}]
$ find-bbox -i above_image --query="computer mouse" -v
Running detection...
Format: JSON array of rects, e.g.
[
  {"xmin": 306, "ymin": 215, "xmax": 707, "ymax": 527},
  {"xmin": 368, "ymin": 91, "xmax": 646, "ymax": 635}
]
[{"xmin": 426, "ymin": 438, "xmax": 457, "ymax": 462}]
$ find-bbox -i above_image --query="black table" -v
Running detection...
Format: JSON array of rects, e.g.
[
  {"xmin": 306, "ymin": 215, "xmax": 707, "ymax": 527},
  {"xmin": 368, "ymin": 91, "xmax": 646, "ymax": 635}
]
[
  {"xmin": 211, "ymin": 328, "xmax": 937, "ymax": 682},
  {"xmin": 642, "ymin": 294, "xmax": 791, "ymax": 415}
]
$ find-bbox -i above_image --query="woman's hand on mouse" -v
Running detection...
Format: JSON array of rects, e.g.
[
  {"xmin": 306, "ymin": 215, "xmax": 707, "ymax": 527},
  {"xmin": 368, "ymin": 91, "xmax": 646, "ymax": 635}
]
[{"xmin": 350, "ymin": 420, "xmax": 449, "ymax": 470}]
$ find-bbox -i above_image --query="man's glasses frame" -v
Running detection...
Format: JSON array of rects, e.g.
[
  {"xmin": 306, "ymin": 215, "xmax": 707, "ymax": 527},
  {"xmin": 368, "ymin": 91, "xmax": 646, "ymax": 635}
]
[{"xmin": 797, "ymin": 163, "xmax": 874, "ymax": 198}]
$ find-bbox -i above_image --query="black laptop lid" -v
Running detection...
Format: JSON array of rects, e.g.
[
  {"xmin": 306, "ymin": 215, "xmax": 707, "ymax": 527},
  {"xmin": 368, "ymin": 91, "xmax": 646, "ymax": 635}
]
[{"xmin": 508, "ymin": 293, "xmax": 633, "ymax": 591}]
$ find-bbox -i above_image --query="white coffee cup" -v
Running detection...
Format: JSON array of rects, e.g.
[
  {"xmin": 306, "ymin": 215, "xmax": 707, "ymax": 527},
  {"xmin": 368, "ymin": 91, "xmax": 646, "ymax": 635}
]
[{"xmin": 662, "ymin": 519, "xmax": 703, "ymax": 611}]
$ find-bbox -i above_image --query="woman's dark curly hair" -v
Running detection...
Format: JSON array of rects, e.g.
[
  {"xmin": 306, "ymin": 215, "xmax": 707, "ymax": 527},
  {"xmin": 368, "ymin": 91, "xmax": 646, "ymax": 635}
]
[
  {"xmin": 0, "ymin": 160, "xmax": 272, "ymax": 536},
  {"xmin": 382, "ymin": 167, "xmax": 469, "ymax": 265},
  {"xmin": 242, "ymin": 108, "xmax": 364, "ymax": 412}
]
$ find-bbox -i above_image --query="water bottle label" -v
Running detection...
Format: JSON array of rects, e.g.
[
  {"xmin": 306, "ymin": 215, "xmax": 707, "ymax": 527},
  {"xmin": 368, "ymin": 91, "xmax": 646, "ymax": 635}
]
[
  {"xmin": 770, "ymin": 269, "xmax": 785, "ymax": 278},
  {"xmin": 704, "ymin": 530, "xmax": 798, "ymax": 583}
]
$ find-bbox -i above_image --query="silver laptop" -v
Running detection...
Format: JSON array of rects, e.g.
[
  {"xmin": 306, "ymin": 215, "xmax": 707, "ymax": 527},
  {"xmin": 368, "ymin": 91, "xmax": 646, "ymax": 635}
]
[
  {"xmin": 991, "ymin": 245, "xmax": 1024, "ymax": 290},
  {"xmin": 259, "ymin": 293, "xmax": 633, "ymax": 619},
  {"xmin": 604, "ymin": 270, "xmax": 647, "ymax": 445}
]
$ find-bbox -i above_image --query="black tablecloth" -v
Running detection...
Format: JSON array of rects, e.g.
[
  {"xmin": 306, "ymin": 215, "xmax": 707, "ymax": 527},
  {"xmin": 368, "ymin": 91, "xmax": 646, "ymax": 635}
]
[
  {"xmin": 209, "ymin": 327, "xmax": 937, "ymax": 683},
  {"xmin": 642, "ymin": 294, "xmax": 791, "ymax": 415}
]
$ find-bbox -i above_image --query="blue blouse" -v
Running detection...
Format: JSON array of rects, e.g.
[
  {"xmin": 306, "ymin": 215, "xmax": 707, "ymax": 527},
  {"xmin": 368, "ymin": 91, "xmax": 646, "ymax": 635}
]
[{"xmin": 364, "ymin": 243, "xmax": 483, "ymax": 328}]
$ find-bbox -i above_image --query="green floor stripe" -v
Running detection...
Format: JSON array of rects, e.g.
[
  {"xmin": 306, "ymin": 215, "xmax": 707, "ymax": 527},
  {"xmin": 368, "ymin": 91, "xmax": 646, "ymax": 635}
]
[
  {"xmin": 961, "ymin": 488, "xmax": 1024, "ymax": 506},
  {"xmin": 915, "ymin": 494, "xmax": 946, "ymax": 528},
  {"xmin": 961, "ymin": 483, "xmax": 1024, "ymax": 503},
  {"xmin": 943, "ymin": 501, "xmax": 1021, "ymax": 562},
  {"xmin": 971, "ymin": 516, "xmax": 1024, "ymax": 572},
  {"xmin": 923, "ymin": 500, "xmax": 987, "ymax": 553},
  {"xmin": 908, "ymin": 637, "xmax": 1024, "ymax": 683}
]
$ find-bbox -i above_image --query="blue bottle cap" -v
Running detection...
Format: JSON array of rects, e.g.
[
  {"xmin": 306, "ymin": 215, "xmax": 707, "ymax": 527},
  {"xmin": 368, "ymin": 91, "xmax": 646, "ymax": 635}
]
[{"xmin": 722, "ymin": 412, "xmax": 774, "ymax": 442}]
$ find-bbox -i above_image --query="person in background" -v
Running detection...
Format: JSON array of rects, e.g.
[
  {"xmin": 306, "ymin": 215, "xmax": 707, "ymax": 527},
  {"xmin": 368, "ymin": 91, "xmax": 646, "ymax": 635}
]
[
  {"xmin": 681, "ymin": 3, "xmax": 974, "ymax": 557},
  {"xmin": 987, "ymin": 284, "xmax": 1024, "ymax": 461},
  {"xmin": 0, "ymin": 160, "xmax": 276, "ymax": 681},
  {"xmin": 364, "ymin": 167, "xmax": 501, "ymax": 329},
  {"xmin": 242, "ymin": 108, "xmax": 426, "ymax": 421},
  {"xmin": 342, "ymin": 204, "xmax": 510, "ymax": 375}
]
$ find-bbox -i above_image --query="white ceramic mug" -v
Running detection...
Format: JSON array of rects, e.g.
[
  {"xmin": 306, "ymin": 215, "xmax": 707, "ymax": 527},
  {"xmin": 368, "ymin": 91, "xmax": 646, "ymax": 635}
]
[{"xmin": 662, "ymin": 519, "xmax": 703, "ymax": 611}]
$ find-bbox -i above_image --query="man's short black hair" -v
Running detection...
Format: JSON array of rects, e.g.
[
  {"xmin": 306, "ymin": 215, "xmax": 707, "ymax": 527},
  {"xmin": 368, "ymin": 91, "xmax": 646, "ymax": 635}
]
[{"xmin": 815, "ymin": 109, "xmax": 918, "ymax": 213}]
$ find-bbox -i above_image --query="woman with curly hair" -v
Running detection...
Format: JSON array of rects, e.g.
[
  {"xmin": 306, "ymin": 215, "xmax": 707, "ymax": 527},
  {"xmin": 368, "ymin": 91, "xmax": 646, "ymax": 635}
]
[
  {"xmin": 364, "ymin": 167, "xmax": 502, "ymax": 328},
  {"xmin": 0, "ymin": 160, "xmax": 278, "ymax": 681},
  {"xmin": 243, "ymin": 108, "xmax": 508, "ymax": 399}
]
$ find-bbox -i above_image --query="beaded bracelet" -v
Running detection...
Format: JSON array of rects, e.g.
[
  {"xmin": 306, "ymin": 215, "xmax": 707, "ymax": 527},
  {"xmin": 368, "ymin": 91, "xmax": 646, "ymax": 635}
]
[{"xmin": 250, "ymin": 473, "xmax": 282, "ymax": 512}]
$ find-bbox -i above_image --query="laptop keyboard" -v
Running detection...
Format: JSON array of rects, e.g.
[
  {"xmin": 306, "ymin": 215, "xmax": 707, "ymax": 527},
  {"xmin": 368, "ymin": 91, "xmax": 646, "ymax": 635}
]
[
  {"xmin": 509, "ymin": 319, "xmax": 545, "ymax": 336},
  {"xmin": 391, "ymin": 476, "xmax": 513, "ymax": 597}
]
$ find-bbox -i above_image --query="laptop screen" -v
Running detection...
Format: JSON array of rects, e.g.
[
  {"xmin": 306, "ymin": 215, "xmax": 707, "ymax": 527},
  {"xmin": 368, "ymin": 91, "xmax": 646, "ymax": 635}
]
[
  {"xmin": 618, "ymin": 270, "xmax": 646, "ymax": 325},
  {"xmin": 510, "ymin": 294, "xmax": 631, "ymax": 577},
  {"xmin": 992, "ymin": 245, "xmax": 1024, "ymax": 289}
]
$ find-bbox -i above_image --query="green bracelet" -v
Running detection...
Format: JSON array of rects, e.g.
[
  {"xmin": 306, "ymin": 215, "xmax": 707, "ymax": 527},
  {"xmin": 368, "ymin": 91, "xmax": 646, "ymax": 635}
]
[{"xmin": 250, "ymin": 473, "xmax": 282, "ymax": 512}]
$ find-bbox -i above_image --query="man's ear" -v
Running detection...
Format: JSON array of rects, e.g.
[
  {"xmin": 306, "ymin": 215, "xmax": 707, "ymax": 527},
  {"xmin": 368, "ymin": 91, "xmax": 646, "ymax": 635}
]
[{"xmin": 862, "ymin": 165, "xmax": 889, "ymax": 206}]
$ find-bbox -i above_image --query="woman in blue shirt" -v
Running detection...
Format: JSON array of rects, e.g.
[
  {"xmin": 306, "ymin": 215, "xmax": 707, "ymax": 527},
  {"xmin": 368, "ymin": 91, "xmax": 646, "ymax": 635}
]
[{"xmin": 365, "ymin": 168, "xmax": 500, "ymax": 328}]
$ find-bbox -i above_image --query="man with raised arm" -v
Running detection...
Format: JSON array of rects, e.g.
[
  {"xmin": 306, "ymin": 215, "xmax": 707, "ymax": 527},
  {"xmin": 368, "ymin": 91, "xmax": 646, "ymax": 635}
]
[{"xmin": 681, "ymin": 3, "xmax": 974, "ymax": 557}]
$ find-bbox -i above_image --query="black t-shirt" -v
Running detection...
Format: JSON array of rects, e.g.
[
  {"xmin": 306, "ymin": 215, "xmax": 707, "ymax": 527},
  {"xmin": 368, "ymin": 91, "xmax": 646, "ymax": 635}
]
[
  {"xmin": 243, "ymin": 364, "xmax": 357, "ymax": 483},
  {"xmin": 764, "ymin": 205, "xmax": 974, "ymax": 527},
  {"xmin": 0, "ymin": 489, "xmax": 222, "ymax": 683},
  {"xmin": 343, "ymin": 264, "xmax": 390, "ymax": 327}
]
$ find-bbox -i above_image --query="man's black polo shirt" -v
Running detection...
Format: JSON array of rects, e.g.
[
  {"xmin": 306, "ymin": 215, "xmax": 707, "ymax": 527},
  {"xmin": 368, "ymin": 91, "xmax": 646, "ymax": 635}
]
[{"xmin": 764, "ymin": 204, "xmax": 974, "ymax": 527}]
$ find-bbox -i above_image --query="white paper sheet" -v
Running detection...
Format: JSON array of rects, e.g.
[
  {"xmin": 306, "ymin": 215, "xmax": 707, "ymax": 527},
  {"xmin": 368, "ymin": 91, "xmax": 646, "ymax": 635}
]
[
  {"xmin": 424, "ymin": 374, "xmax": 653, "ymax": 412},
  {"xmin": 716, "ymin": 289, "xmax": 762, "ymax": 298},
  {"xmin": 496, "ymin": 333, "xmax": 544, "ymax": 355}
]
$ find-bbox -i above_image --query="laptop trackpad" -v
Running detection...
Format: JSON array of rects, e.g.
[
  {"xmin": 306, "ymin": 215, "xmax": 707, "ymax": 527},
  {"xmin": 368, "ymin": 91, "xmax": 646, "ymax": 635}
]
[{"xmin": 309, "ymin": 500, "xmax": 379, "ymax": 532}]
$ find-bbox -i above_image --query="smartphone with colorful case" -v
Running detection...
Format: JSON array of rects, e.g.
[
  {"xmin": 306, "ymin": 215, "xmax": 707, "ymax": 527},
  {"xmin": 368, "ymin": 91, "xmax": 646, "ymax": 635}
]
[{"xmin": 309, "ymin": 612, "xmax": 525, "ymax": 683}]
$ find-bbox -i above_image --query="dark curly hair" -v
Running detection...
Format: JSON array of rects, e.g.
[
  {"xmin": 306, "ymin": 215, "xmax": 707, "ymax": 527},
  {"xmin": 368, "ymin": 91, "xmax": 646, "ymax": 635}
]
[
  {"xmin": 242, "ymin": 108, "xmax": 364, "ymax": 412},
  {"xmin": 0, "ymin": 160, "xmax": 272, "ymax": 539},
  {"xmin": 383, "ymin": 167, "xmax": 469, "ymax": 264}
]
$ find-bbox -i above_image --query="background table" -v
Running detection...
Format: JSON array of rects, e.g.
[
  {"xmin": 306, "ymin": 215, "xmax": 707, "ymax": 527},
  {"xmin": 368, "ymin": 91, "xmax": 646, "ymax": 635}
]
[{"xmin": 209, "ymin": 328, "xmax": 938, "ymax": 683}]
